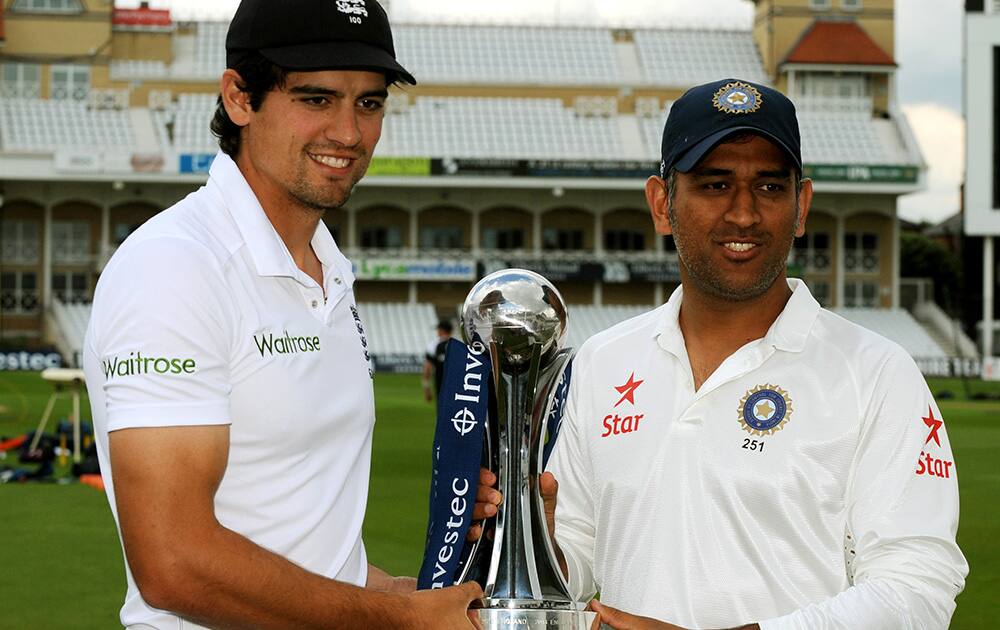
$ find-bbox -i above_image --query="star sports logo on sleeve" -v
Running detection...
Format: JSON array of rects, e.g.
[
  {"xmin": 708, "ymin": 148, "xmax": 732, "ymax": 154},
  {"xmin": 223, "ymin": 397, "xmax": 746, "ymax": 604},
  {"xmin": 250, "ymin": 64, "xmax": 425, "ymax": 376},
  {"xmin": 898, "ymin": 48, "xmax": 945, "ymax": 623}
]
[
  {"xmin": 601, "ymin": 372, "xmax": 646, "ymax": 438},
  {"xmin": 915, "ymin": 406, "xmax": 954, "ymax": 479}
]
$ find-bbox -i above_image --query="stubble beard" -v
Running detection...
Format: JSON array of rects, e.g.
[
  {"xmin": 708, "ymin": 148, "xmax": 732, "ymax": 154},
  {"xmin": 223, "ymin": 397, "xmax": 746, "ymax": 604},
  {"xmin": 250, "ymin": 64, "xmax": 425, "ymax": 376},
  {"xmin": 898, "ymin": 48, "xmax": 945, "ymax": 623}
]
[
  {"xmin": 288, "ymin": 152, "xmax": 369, "ymax": 214},
  {"xmin": 669, "ymin": 203, "xmax": 799, "ymax": 303}
]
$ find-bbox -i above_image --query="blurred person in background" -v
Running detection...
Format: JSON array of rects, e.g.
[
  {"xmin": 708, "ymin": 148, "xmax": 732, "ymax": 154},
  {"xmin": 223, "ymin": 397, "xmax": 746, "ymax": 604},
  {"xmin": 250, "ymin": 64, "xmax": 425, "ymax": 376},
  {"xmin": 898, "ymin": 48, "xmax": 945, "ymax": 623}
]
[{"xmin": 423, "ymin": 319, "xmax": 453, "ymax": 402}]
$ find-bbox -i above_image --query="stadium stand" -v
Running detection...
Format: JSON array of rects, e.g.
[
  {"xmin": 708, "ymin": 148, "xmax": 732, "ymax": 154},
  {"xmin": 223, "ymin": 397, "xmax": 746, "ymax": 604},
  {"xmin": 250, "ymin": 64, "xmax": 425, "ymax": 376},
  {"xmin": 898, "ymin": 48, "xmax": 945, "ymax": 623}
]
[
  {"xmin": 0, "ymin": 98, "xmax": 133, "ymax": 151},
  {"xmin": 636, "ymin": 97, "xmax": 918, "ymax": 167},
  {"xmin": 166, "ymin": 93, "xmax": 218, "ymax": 153},
  {"xmin": 566, "ymin": 304, "xmax": 651, "ymax": 349},
  {"xmin": 379, "ymin": 96, "xmax": 625, "ymax": 160},
  {"xmin": 48, "ymin": 299, "xmax": 90, "ymax": 367},
  {"xmin": 349, "ymin": 302, "xmax": 439, "ymax": 357},
  {"xmin": 109, "ymin": 59, "xmax": 169, "ymax": 81},
  {"xmin": 40, "ymin": 302, "xmax": 950, "ymax": 371},
  {"xmin": 0, "ymin": 10, "xmax": 950, "ymax": 375},
  {"xmin": 798, "ymin": 104, "xmax": 917, "ymax": 166},
  {"xmin": 192, "ymin": 21, "xmax": 228, "ymax": 78},
  {"xmin": 393, "ymin": 25, "xmax": 620, "ymax": 85},
  {"xmin": 832, "ymin": 308, "xmax": 948, "ymax": 358},
  {"xmin": 634, "ymin": 29, "xmax": 770, "ymax": 87}
]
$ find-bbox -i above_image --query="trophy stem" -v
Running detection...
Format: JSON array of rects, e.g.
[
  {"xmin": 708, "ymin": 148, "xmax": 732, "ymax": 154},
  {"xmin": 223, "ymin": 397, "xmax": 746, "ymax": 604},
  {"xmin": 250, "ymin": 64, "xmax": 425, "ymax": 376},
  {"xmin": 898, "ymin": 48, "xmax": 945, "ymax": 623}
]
[{"xmin": 467, "ymin": 341, "xmax": 574, "ymax": 605}]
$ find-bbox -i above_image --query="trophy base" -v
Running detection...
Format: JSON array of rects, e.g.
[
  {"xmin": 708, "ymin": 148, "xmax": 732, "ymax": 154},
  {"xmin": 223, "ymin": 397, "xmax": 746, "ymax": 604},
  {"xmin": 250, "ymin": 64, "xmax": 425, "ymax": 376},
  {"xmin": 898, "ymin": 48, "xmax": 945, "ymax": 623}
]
[{"xmin": 474, "ymin": 607, "xmax": 597, "ymax": 629}]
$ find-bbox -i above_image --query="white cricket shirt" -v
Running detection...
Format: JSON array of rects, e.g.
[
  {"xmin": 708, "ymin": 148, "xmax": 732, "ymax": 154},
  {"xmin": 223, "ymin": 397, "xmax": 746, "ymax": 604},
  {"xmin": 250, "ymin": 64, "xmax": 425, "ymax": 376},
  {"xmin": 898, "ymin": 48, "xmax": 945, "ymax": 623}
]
[
  {"xmin": 83, "ymin": 152, "xmax": 376, "ymax": 629},
  {"xmin": 548, "ymin": 280, "xmax": 967, "ymax": 629}
]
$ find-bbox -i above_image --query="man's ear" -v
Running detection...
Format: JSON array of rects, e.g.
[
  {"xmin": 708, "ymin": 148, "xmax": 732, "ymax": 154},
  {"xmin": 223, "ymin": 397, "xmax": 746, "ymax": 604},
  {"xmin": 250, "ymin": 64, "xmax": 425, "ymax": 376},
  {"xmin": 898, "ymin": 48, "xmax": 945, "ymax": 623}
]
[
  {"xmin": 795, "ymin": 178, "xmax": 814, "ymax": 238},
  {"xmin": 220, "ymin": 69, "xmax": 252, "ymax": 127},
  {"xmin": 646, "ymin": 176, "xmax": 672, "ymax": 236}
]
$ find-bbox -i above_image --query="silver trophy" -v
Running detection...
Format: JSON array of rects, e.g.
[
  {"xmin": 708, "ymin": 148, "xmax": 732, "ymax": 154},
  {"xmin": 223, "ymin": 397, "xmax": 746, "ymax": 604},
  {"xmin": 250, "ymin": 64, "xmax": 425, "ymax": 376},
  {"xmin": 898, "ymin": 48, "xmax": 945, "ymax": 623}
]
[{"xmin": 459, "ymin": 269, "xmax": 596, "ymax": 630}]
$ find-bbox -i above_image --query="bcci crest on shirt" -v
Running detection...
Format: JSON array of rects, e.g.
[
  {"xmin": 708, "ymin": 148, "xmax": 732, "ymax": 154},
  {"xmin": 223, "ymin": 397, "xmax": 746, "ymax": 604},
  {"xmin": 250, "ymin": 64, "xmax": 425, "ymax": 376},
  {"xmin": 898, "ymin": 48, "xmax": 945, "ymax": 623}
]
[{"xmin": 738, "ymin": 384, "xmax": 792, "ymax": 436}]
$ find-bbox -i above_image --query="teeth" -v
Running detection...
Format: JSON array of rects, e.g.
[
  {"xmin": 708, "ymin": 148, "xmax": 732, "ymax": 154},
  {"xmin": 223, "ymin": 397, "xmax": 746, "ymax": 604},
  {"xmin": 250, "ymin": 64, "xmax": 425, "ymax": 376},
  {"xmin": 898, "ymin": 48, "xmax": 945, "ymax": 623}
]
[
  {"xmin": 310, "ymin": 154, "xmax": 350, "ymax": 168},
  {"xmin": 724, "ymin": 242, "xmax": 756, "ymax": 252}
]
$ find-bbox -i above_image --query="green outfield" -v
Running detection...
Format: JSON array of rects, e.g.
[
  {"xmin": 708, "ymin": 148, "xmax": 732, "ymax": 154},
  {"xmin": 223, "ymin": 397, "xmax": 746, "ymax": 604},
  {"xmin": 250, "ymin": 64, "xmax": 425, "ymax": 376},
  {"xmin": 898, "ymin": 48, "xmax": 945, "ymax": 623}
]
[{"xmin": 1, "ymin": 371, "xmax": 997, "ymax": 628}]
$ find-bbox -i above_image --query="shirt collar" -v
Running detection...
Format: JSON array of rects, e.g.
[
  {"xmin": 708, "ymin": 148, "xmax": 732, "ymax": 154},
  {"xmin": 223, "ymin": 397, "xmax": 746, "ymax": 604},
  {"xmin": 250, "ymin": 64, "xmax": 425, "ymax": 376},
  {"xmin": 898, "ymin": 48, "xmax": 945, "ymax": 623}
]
[
  {"xmin": 653, "ymin": 278, "xmax": 820, "ymax": 355},
  {"xmin": 207, "ymin": 151, "xmax": 355, "ymax": 288}
]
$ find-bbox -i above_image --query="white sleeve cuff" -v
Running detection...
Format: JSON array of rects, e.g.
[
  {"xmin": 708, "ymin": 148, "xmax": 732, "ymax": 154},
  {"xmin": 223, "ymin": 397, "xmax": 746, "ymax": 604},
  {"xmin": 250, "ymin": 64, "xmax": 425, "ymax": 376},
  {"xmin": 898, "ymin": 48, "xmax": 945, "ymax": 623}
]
[{"xmin": 107, "ymin": 399, "xmax": 231, "ymax": 431}]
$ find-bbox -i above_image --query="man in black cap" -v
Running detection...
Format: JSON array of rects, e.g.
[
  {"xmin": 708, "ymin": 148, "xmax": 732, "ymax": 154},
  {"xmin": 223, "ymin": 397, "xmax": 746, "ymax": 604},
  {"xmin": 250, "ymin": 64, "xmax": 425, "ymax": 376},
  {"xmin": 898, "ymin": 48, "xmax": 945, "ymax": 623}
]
[
  {"xmin": 539, "ymin": 78, "xmax": 966, "ymax": 629},
  {"xmin": 423, "ymin": 319, "xmax": 453, "ymax": 402},
  {"xmin": 84, "ymin": 1, "xmax": 496, "ymax": 628}
]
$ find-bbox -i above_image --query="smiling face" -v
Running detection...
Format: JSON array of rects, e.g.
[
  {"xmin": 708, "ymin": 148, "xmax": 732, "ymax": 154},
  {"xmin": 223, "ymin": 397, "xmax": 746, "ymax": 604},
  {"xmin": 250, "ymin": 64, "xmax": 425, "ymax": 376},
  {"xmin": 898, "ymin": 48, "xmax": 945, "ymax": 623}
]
[
  {"xmin": 222, "ymin": 68, "xmax": 388, "ymax": 216},
  {"xmin": 647, "ymin": 134, "xmax": 813, "ymax": 303}
]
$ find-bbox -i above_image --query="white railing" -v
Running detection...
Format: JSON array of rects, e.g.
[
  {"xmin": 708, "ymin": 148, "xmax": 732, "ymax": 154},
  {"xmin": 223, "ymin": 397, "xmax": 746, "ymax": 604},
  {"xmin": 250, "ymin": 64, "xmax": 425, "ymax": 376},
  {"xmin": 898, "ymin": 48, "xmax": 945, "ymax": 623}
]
[{"xmin": 914, "ymin": 301, "xmax": 979, "ymax": 358}]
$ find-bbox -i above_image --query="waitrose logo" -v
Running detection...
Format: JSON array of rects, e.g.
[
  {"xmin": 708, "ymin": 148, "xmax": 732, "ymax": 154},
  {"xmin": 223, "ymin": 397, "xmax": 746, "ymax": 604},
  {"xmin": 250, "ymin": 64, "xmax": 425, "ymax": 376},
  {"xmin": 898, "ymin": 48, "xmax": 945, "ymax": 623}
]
[
  {"xmin": 102, "ymin": 352, "xmax": 196, "ymax": 379},
  {"xmin": 253, "ymin": 331, "xmax": 321, "ymax": 357}
]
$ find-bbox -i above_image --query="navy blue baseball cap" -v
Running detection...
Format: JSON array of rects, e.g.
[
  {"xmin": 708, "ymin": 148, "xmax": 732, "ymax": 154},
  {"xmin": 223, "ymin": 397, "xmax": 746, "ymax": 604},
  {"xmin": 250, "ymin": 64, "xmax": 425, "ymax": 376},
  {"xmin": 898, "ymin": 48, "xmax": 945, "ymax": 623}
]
[
  {"xmin": 660, "ymin": 78, "xmax": 800, "ymax": 176},
  {"xmin": 226, "ymin": 0, "xmax": 415, "ymax": 85}
]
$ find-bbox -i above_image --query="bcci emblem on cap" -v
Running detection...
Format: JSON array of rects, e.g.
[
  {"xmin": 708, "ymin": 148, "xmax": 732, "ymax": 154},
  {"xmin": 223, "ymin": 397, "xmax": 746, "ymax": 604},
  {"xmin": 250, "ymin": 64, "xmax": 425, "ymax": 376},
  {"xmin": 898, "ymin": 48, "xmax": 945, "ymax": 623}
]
[
  {"xmin": 713, "ymin": 81, "xmax": 763, "ymax": 115},
  {"xmin": 738, "ymin": 384, "xmax": 792, "ymax": 436}
]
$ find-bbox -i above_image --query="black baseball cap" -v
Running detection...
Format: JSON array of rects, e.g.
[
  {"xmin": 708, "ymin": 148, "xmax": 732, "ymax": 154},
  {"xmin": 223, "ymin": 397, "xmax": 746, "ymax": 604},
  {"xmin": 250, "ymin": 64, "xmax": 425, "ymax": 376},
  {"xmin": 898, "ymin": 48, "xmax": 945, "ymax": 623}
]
[
  {"xmin": 226, "ymin": 0, "xmax": 416, "ymax": 85},
  {"xmin": 660, "ymin": 78, "xmax": 800, "ymax": 176}
]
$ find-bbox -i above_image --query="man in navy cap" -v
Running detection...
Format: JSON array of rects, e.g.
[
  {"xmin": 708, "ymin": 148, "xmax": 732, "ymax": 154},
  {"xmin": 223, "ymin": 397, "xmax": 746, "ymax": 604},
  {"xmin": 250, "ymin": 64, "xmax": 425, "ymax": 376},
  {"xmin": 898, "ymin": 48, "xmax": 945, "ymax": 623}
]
[
  {"xmin": 84, "ymin": 1, "xmax": 496, "ymax": 628},
  {"xmin": 541, "ymin": 78, "xmax": 967, "ymax": 629}
]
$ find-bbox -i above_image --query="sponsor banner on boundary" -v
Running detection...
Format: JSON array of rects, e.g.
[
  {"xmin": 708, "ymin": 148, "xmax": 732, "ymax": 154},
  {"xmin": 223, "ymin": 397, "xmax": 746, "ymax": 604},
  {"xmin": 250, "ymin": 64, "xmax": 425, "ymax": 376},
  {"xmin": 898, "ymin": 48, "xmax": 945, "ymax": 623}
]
[
  {"xmin": 478, "ymin": 259, "xmax": 604, "ymax": 282},
  {"xmin": 430, "ymin": 158, "xmax": 659, "ymax": 179},
  {"xmin": 981, "ymin": 357, "xmax": 1000, "ymax": 381},
  {"xmin": 180, "ymin": 153, "xmax": 215, "ymax": 174},
  {"xmin": 367, "ymin": 157, "xmax": 432, "ymax": 176},
  {"xmin": 372, "ymin": 354, "xmax": 423, "ymax": 373},
  {"xmin": 802, "ymin": 164, "xmax": 919, "ymax": 184},
  {"xmin": 353, "ymin": 258, "xmax": 477, "ymax": 281},
  {"xmin": 914, "ymin": 356, "xmax": 982, "ymax": 378},
  {"xmin": 55, "ymin": 152, "xmax": 101, "ymax": 173},
  {"xmin": 602, "ymin": 259, "xmax": 681, "ymax": 283},
  {"xmin": 0, "ymin": 349, "xmax": 64, "ymax": 371}
]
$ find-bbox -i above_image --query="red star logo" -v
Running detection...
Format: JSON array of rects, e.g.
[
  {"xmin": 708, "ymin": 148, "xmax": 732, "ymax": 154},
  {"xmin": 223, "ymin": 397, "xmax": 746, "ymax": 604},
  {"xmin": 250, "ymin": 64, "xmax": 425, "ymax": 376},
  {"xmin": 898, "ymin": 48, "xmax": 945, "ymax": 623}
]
[
  {"xmin": 614, "ymin": 372, "xmax": 644, "ymax": 407},
  {"xmin": 922, "ymin": 406, "xmax": 943, "ymax": 447}
]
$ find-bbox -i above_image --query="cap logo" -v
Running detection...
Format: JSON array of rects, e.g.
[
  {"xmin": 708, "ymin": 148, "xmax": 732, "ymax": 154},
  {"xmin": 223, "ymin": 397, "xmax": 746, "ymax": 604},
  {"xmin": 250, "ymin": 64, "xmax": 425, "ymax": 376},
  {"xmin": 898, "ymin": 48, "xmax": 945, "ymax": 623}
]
[
  {"xmin": 336, "ymin": 0, "xmax": 368, "ymax": 20},
  {"xmin": 713, "ymin": 81, "xmax": 762, "ymax": 115}
]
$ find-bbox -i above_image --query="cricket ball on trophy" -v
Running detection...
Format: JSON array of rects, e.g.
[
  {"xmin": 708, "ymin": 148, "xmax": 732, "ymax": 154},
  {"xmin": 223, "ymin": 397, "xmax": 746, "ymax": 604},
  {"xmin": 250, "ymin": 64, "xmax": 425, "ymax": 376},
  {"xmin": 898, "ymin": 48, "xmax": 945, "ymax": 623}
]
[{"xmin": 461, "ymin": 268, "xmax": 568, "ymax": 368}]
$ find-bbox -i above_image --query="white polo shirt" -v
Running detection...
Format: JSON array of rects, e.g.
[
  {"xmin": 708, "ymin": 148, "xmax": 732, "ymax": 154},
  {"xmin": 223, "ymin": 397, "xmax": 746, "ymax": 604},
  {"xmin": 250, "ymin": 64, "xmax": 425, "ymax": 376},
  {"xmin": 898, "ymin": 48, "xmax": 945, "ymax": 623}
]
[
  {"xmin": 83, "ymin": 152, "xmax": 376, "ymax": 629},
  {"xmin": 548, "ymin": 280, "xmax": 967, "ymax": 629}
]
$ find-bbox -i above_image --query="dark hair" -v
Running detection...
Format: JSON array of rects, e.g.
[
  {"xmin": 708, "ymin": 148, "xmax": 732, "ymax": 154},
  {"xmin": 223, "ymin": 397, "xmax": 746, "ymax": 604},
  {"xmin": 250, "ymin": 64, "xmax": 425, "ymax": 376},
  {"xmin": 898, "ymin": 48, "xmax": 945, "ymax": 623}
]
[{"xmin": 210, "ymin": 52, "xmax": 289, "ymax": 157}]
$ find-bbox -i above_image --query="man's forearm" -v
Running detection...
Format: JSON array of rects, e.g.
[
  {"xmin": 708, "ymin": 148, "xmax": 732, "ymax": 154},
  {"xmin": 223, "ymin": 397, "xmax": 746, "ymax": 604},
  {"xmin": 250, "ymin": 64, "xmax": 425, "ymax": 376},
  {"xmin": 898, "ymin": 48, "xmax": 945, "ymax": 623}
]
[{"xmin": 137, "ymin": 523, "xmax": 412, "ymax": 629}]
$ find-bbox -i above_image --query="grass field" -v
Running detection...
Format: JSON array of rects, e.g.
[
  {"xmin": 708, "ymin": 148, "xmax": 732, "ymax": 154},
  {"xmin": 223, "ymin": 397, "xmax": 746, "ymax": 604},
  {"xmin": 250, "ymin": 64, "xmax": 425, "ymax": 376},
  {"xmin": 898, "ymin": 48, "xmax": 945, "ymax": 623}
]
[{"xmin": 1, "ymin": 370, "xmax": 998, "ymax": 628}]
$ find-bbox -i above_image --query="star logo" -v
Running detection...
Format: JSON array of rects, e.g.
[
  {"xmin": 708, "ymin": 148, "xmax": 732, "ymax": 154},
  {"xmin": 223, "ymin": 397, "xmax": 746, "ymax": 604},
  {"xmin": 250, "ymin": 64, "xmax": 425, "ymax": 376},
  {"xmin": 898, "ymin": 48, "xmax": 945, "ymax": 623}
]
[
  {"xmin": 922, "ymin": 406, "xmax": 943, "ymax": 447},
  {"xmin": 754, "ymin": 400, "xmax": 775, "ymax": 421},
  {"xmin": 727, "ymin": 90, "xmax": 749, "ymax": 106},
  {"xmin": 614, "ymin": 372, "xmax": 644, "ymax": 408}
]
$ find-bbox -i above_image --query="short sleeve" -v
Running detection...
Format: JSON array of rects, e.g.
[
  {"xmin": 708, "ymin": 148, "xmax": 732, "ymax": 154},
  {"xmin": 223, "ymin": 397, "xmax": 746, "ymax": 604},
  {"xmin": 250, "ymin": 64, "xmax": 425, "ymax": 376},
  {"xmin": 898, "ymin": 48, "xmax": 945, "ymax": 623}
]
[{"xmin": 87, "ymin": 237, "xmax": 235, "ymax": 431}]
